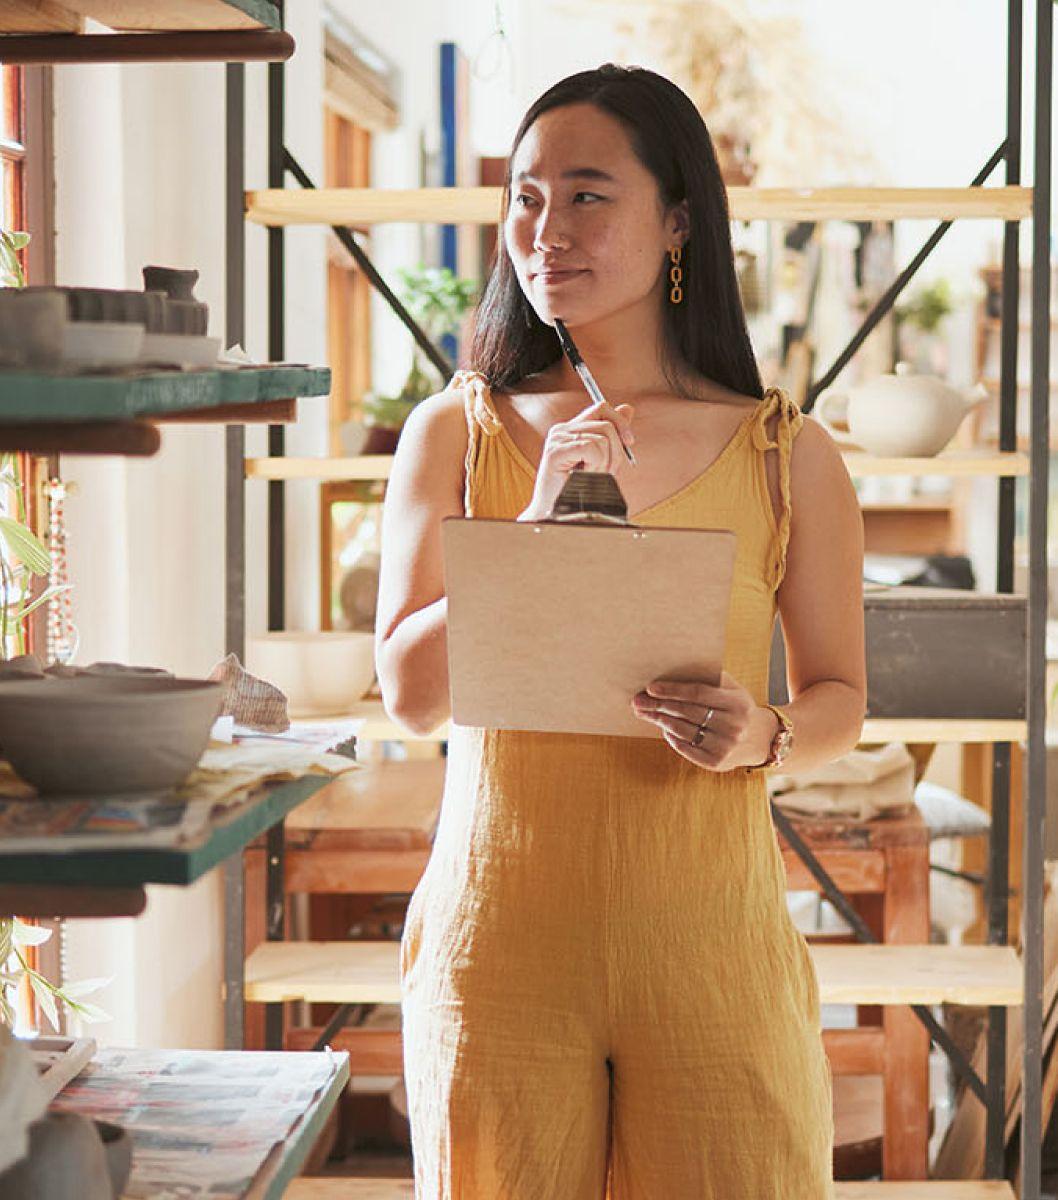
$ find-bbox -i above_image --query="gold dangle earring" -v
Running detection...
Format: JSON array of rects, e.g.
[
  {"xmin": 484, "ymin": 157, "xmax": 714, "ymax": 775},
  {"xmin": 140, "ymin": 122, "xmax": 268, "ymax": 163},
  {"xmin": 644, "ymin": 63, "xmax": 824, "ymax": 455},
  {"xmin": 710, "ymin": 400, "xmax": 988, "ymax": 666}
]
[{"xmin": 669, "ymin": 245, "xmax": 683, "ymax": 305}]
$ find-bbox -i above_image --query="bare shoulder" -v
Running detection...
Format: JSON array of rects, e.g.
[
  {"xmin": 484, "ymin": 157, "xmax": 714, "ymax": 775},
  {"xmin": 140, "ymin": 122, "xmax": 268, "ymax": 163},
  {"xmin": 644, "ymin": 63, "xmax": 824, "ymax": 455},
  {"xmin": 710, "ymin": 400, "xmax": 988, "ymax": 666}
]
[
  {"xmin": 397, "ymin": 383, "xmax": 468, "ymax": 448},
  {"xmin": 790, "ymin": 413, "xmax": 856, "ymax": 497},
  {"xmin": 388, "ymin": 384, "xmax": 470, "ymax": 506}
]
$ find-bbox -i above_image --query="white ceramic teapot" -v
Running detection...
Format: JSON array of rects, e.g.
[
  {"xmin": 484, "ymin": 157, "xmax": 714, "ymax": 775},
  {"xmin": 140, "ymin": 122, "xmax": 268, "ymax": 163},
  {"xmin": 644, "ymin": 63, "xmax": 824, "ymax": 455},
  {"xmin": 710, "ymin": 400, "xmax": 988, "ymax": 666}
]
[{"xmin": 815, "ymin": 363, "xmax": 990, "ymax": 457}]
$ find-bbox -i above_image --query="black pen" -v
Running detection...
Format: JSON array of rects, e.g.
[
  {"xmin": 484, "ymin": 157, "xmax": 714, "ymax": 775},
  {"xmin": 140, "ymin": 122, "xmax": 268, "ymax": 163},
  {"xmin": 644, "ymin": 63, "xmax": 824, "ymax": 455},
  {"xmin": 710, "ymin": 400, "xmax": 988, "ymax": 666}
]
[{"xmin": 553, "ymin": 318, "xmax": 637, "ymax": 466}]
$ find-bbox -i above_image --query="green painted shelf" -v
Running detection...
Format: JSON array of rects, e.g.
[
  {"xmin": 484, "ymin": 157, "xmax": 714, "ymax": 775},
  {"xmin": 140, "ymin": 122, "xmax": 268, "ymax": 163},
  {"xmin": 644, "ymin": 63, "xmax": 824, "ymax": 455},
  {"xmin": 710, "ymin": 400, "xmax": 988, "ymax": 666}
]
[
  {"xmin": 0, "ymin": 775, "xmax": 331, "ymax": 889},
  {"xmin": 0, "ymin": 364, "xmax": 330, "ymax": 422}
]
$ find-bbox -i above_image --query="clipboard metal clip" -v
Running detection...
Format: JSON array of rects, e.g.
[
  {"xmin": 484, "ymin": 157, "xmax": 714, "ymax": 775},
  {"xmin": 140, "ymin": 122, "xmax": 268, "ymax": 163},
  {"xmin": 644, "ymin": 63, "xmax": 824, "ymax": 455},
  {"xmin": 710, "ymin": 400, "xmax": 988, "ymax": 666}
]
[{"xmin": 546, "ymin": 469, "xmax": 633, "ymax": 527}]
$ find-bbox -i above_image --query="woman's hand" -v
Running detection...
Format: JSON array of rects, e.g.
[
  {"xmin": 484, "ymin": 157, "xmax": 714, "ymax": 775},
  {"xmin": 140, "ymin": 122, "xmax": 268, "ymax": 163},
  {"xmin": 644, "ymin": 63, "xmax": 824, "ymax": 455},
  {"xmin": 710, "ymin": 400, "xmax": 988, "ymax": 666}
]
[
  {"xmin": 518, "ymin": 399, "xmax": 636, "ymax": 521},
  {"xmin": 631, "ymin": 672, "xmax": 778, "ymax": 772}
]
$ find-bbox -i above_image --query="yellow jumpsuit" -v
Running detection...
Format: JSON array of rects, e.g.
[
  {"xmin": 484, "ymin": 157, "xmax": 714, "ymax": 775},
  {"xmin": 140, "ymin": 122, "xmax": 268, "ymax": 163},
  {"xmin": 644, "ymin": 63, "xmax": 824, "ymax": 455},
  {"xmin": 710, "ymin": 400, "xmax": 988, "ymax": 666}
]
[{"xmin": 399, "ymin": 369, "xmax": 834, "ymax": 1199}]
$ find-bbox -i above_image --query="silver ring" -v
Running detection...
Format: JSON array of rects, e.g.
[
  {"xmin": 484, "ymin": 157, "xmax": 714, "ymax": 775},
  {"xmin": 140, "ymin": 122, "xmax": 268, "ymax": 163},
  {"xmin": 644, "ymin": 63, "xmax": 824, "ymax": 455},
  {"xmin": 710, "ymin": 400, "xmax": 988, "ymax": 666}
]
[{"xmin": 691, "ymin": 707, "xmax": 715, "ymax": 749}]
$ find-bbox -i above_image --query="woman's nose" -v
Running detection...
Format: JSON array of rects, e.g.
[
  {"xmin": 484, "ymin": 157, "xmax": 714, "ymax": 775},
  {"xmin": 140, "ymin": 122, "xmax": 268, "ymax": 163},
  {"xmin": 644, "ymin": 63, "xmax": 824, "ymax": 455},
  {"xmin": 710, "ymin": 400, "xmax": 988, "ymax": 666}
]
[{"xmin": 533, "ymin": 207, "xmax": 571, "ymax": 252}]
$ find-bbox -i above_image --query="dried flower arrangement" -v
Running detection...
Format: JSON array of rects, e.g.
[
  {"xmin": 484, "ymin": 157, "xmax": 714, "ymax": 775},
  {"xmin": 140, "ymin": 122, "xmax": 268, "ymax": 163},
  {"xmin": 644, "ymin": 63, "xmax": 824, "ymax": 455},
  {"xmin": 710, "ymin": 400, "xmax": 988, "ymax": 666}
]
[{"xmin": 568, "ymin": 0, "xmax": 879, "ymax": 187}]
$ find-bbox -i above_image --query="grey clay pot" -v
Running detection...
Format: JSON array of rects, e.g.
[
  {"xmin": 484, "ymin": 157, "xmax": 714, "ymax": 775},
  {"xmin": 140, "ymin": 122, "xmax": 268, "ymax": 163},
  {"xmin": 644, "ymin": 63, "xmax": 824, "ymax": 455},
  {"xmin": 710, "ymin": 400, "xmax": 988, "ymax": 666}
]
[
  {"xmin": 0, "ymin": 1112, "xmax": 127, "ymax": 1200},
  {"xmin": 142, "ymin": 265, "xmax": 199, "ymax": 301}
]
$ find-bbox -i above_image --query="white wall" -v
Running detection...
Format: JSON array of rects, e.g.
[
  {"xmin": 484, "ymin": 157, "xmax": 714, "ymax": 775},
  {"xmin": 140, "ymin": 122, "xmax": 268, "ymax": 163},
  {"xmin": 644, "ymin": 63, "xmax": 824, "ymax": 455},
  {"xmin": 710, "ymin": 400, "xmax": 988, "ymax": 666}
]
[{"xmin": 53, "ymin": 1, "xmax": 1047, "ymax": 1047}]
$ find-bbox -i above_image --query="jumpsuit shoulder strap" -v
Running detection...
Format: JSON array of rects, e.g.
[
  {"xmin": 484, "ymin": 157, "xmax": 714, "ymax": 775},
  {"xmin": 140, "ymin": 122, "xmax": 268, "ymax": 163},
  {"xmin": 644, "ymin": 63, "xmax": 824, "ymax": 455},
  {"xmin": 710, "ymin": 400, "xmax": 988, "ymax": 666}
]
[
  {"xmin": 749, "ymin": 385, "xmax": 805, "ymax": 590},
  {"xmin": 447, "ymin": 368, "xmax": 504, "ymax": 516}
]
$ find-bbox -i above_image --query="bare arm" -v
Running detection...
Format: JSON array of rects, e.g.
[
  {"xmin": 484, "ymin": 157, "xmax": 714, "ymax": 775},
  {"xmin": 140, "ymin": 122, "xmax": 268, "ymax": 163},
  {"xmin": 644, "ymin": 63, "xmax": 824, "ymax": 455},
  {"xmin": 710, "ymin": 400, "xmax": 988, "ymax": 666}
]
[
  {"xmin": 374, "ymin": 388, "xmax": 469, "ymax": 736},
  {"xmin": 767, "ymin": 416, "xmax": 867, "ymax": 773}
]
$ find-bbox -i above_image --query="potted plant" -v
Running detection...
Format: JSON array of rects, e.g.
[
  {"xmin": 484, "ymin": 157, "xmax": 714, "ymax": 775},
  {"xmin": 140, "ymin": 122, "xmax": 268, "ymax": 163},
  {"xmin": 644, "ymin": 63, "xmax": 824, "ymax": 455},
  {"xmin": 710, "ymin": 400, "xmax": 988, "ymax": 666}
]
[
  {"xmin": 361, "ymin": 265, "xmax": 478, "ymax": 454},
  {"xmin": 895, "ymin": 278, "xmax": 955, "ymax": 376}
]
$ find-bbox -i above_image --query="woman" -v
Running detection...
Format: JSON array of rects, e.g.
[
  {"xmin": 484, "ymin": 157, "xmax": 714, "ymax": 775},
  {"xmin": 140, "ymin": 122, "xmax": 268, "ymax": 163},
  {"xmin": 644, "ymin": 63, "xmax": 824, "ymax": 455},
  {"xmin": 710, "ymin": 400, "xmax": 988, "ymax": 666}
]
[{"xmin": 376, "ymin": 63, "xmax": 865, "ymax": 1199}]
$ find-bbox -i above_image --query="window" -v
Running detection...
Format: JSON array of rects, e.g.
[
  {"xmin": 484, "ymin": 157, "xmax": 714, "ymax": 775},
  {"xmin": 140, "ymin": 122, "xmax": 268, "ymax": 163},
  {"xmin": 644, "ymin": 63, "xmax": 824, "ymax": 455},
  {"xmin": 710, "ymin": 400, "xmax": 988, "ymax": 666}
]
[{"xmin": 1, "ymin": 64, "xmax": 25, "ymax": 245}]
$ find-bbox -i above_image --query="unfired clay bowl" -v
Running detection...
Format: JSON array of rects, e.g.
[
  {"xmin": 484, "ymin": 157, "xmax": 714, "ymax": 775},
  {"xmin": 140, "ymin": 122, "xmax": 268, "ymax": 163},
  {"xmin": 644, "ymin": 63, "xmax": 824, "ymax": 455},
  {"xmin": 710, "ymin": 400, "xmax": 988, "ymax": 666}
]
[
  {"xmin": 247, "ymin": 631, "xmax": 376, "ymax": 718},
  {"xmin": 0, "ymin": 675, "xmax": 223, "ymax": 795}
]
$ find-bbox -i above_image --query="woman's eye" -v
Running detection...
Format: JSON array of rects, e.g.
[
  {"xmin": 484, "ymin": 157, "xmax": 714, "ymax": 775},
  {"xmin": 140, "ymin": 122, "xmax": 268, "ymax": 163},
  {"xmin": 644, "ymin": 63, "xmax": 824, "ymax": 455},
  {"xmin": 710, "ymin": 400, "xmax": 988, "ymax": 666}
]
[
  {"xmin": 574, "ymin": 192, "xmax": 604, "ymax": 203},
  {"xmin": 513, "ymin": 194, "xmax": 536, "ymax": 208}
]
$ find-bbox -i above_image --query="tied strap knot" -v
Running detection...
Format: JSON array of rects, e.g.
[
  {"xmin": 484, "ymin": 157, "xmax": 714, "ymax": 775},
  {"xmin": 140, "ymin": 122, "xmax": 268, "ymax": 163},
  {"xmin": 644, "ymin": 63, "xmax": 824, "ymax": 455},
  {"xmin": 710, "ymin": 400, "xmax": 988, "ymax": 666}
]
[
  {"xmin": 449, "ymin": 368, "xmax": 504, "ymax": 437},
  {"xmin": 449, "ymin": 369, "xmax": 503, "ymax": 516},
  {"xmin": 749, "ymin": 386, "xmax": 804, "ymax": 590}
]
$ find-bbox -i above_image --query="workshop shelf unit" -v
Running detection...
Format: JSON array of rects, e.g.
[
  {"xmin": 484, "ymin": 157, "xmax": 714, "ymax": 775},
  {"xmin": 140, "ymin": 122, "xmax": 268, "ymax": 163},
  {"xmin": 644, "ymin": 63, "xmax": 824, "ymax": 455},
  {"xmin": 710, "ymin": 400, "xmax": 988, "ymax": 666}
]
[
  {"xmin": 0, "ymin": 7, "xmax": 346, "ymax": 1198},
  {"xmin": 230, "ymin": 0, "xmax": 1053, "ymax": 1194}
]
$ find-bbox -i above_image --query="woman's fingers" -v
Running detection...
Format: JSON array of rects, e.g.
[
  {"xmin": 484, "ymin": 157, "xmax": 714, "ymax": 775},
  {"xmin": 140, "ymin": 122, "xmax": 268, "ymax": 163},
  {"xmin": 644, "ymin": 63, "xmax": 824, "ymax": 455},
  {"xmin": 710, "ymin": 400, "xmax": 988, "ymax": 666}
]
[{"xmin": 574, "ymin": 399, "xmax": 636, "ymax": 450}]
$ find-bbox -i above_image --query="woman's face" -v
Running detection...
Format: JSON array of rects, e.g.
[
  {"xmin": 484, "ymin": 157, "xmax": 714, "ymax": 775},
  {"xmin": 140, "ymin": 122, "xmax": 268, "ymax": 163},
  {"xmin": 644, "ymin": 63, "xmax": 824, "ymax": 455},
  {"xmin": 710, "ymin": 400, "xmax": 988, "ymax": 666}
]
[{"xmin": 503, "ymin": 102, "xmax": 685, "ymax": 329}]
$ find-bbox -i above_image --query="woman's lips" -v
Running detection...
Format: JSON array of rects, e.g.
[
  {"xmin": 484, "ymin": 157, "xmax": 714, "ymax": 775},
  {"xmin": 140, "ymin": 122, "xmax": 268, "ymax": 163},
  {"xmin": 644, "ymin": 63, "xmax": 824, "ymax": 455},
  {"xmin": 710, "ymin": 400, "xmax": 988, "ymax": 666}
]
[{"xmin": 534, "ymin": 269, "xmax": 588, "ymax": 286}]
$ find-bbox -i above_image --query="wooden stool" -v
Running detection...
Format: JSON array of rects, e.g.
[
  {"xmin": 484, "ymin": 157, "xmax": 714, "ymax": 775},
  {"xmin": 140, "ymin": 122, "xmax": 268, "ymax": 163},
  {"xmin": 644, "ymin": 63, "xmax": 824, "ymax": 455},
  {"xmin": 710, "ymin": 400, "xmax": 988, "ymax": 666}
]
[{"xmin": 778, "ymin": 806, "xmax": 931, "ymax": 1181}]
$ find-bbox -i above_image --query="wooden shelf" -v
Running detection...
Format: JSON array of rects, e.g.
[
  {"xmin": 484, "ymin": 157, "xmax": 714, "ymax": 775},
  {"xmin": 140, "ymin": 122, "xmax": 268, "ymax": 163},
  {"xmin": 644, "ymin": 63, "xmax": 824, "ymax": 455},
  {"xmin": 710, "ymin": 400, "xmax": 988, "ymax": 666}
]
[
  {"xmin": 246, "ymin": 454, "xmax": 394, "ymax": 482},
  {"xmin": 245, "ymin": 940, "xmax": 1022, "ymax": 1007},
  {"xmin": 862, "ymin": 718, "xmax": 1027, "ymax": 744},
  {"xmin": 287, "ymin": 1185, "xmax": 1015, "ymax": 1200},
  {"xmin": 0, "ymin": 364, "xmax": 329, "ymax": 423},
  {"xmin": 843, "ymin": 451, "xmax": 1029, "ymax": 478},
  {"xmin": 0, "ymin": 366, "xmax": 328, "ymax": 453},
  {"xmin": 285, "ymin": 760, "xmax": 443, "ymax": 848},
  {"xmin": 0, "ymin": 775, "xmax": 331, "ymax": 889},
  {"xmin": 54, "ymin": 1047, "xmax": 348, "ymax": 1200},
  {"xmin": 0, "ymin": 0, "xmax": 281, "ymax": 33},
  {"xmin": 245, "ymin": 940, "xmax": 402, "ymax": 1004},
  {"xmin": 860, "ymin": 499, "xmax": 956, "ymax": 513},
  {"xmin": 245, "ymin": 186, "xmax": 1035, "ymax": 228},
  {"xmin": 813, "ymin": 944, "xmax": 1022, "ymax": 1006}
]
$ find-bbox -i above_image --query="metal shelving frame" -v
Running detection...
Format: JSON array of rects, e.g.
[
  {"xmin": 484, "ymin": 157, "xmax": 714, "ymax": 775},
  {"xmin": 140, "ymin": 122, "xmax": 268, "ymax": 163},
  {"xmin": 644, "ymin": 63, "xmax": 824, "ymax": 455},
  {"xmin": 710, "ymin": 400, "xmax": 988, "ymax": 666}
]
[{"xmin": 224, "ymin": 0, "xmax": 1054, "ymax": 1191}]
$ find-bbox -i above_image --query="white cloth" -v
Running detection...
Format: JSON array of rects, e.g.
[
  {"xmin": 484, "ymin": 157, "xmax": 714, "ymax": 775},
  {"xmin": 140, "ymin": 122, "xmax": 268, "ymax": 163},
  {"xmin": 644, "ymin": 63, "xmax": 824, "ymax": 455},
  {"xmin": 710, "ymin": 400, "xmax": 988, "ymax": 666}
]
[{"xmin": 767, "ymin": 742, "xmax": 915, "ymax": 822}]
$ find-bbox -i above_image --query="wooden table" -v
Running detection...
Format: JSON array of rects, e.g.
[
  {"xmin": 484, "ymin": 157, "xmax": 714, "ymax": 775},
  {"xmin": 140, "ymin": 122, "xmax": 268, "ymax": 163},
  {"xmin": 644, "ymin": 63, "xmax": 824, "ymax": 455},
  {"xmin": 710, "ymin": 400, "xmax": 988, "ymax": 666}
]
[{"xmin": 779, "ymin": 806, "xmax": 931, "ymax": 1181}]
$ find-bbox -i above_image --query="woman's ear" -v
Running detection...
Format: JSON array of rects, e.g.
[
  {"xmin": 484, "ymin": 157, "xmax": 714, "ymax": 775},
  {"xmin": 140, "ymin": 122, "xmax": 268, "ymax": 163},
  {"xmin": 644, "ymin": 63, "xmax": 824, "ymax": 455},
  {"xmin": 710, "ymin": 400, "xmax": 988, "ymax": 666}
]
[{"xmin": 670, "ymin": 199, "xmax": 691, "ymax": 248}]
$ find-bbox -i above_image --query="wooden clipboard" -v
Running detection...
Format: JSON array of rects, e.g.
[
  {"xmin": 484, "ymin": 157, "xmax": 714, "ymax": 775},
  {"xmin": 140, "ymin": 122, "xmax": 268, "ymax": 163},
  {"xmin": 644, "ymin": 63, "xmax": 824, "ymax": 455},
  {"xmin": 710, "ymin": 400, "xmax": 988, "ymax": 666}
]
[{"xmin": 442, "ymin": 517, "xmax": 737, "ymax": 738}]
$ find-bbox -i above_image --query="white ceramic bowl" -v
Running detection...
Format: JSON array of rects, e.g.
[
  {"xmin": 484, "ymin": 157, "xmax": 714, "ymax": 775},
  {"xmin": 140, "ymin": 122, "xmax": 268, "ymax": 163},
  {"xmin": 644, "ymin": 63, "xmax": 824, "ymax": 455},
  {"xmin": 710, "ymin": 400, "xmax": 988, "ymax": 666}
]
[
  {"xmin": 246, "ymin": 631, "xmax": 376, "ymax": 718},
  {"xmin": 0, "ymin": 675, "xmax": 223, "ymax": 795}
]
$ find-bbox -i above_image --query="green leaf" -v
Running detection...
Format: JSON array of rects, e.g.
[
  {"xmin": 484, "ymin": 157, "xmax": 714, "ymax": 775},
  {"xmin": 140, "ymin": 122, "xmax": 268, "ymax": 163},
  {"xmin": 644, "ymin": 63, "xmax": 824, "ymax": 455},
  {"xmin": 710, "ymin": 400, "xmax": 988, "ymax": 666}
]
[
  {"xmin": 60, "ymin": 976, "xmax": 110, "ymax": 999},
  {"xmin": 64, "ymin": 997, "xmax": 110, "ymax": 1024},
  {"xmin": 17, "ymin": 583, "xmax": 72, "ymax": 622},
  {"xmin": 0, "ymin": 517, "xmax": 51, "ymax": 575},
  {"xmin": 12, "ymin": 918, "xmax": 51, "ymax": 947},
  {"xmin": 0, "ymin": 920, "xmax": 12, "ymax": 964},
  {"xmin": 5, "ymin": 232, "xmax": 29, "ymax": 251},
  {"xmin": 28, "ymin": 971, "xmax": 60, "ymax": 1032}
]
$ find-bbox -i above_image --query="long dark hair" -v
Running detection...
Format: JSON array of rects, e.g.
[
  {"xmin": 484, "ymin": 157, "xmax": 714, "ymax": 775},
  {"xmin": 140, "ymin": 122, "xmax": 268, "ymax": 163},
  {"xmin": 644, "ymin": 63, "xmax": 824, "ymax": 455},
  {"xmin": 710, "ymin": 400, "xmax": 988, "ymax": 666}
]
[{"xmin": 469, "ymin": 63, "xmax": 763, "ymax": 402}]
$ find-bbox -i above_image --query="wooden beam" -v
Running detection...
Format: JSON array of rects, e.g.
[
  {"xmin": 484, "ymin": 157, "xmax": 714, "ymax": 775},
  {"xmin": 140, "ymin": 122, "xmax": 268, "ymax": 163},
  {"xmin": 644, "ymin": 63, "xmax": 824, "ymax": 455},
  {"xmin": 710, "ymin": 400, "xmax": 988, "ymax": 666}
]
[
  {"xmin": 0, "ymin": 29, "xmax": 293, "ymax": 63},
  {"xmin": 0, "ymin": 883, "xmax": 147, "ymax": 918},
  {"xmin": 245, "ymin": 186, "xmax": 1035, "ymax": 228},
  {"xmin": 153, "ymin": 397, "xmax": 297, "ymax": 424},
  {"xmin": 0, "ymin": 420, "xmax": 160, "ymax": 456}
]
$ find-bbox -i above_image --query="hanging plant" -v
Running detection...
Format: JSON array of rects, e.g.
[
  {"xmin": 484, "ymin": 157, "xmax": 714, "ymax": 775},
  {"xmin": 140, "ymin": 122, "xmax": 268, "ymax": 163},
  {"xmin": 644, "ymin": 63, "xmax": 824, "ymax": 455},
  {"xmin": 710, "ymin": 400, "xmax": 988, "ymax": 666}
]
[{"xmin": 0, "ymin": 919, "xmax": 109, "ymax": 1032}]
